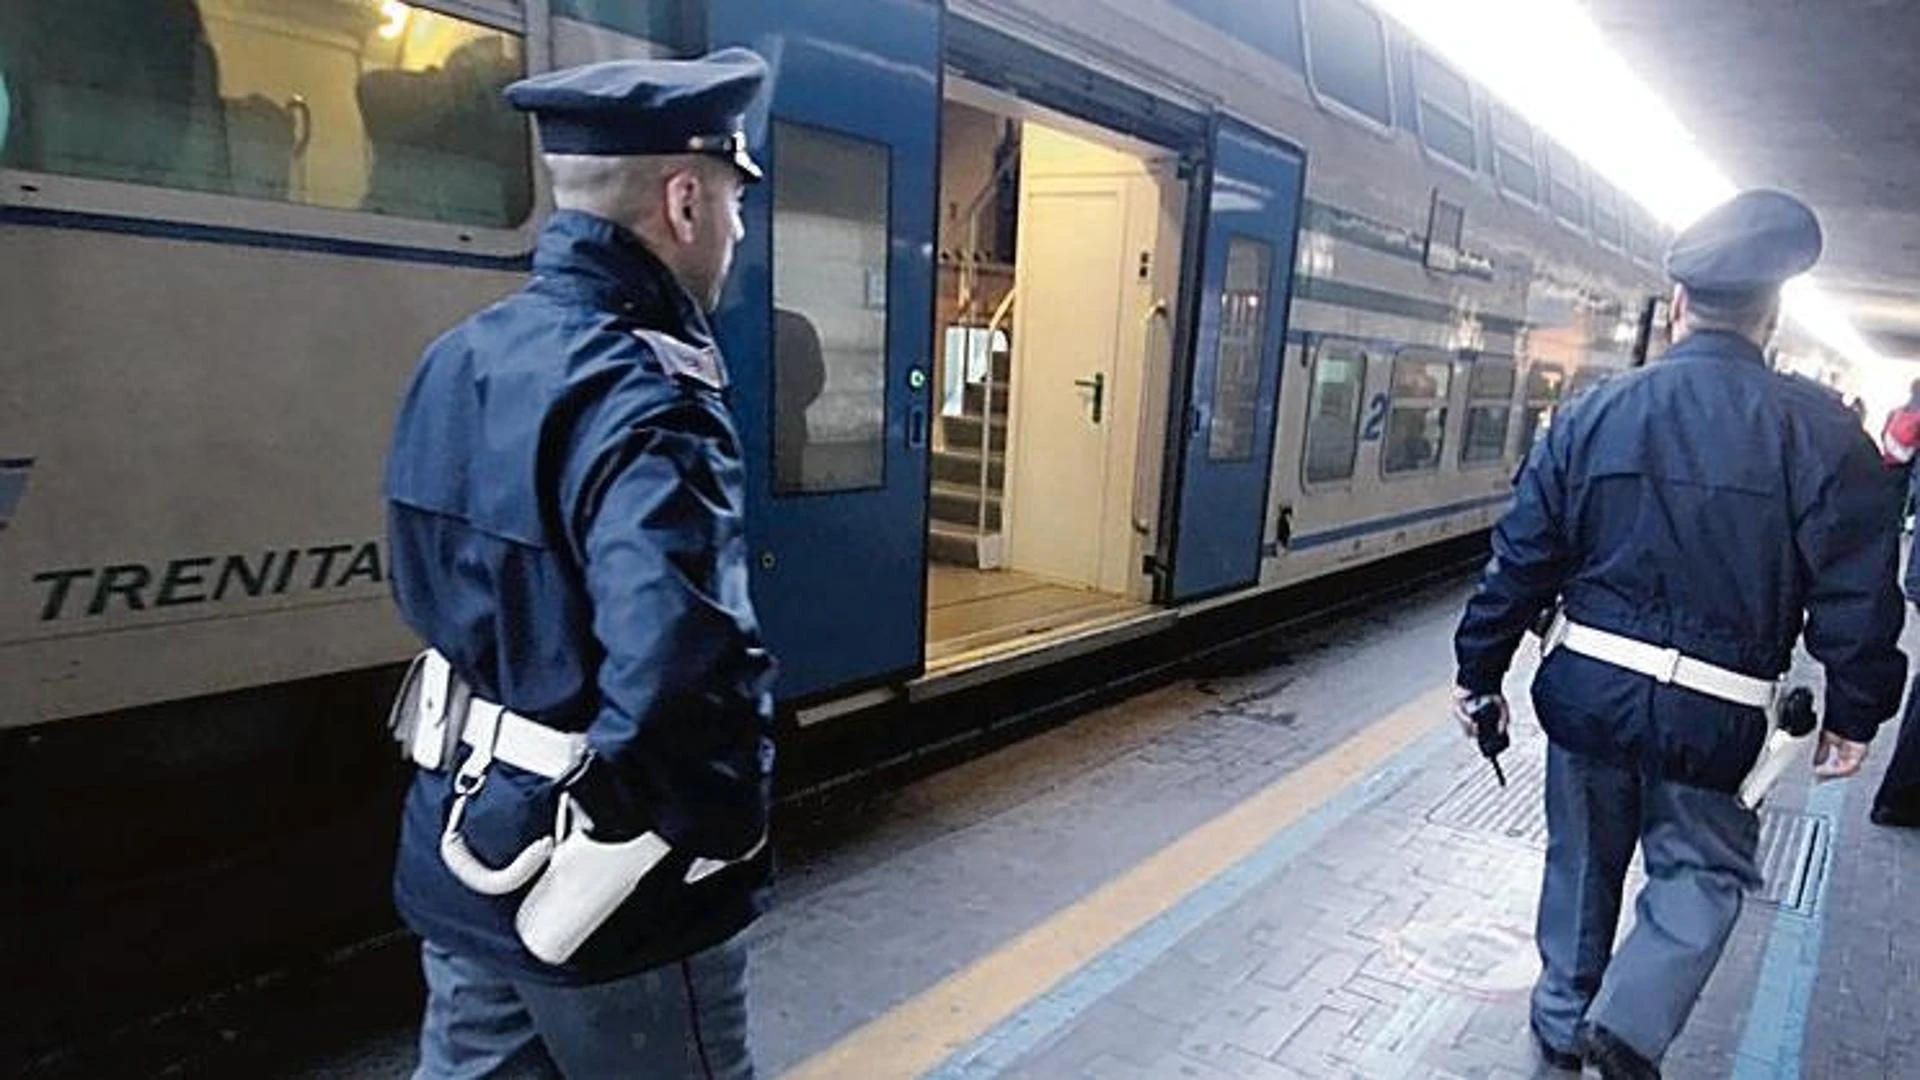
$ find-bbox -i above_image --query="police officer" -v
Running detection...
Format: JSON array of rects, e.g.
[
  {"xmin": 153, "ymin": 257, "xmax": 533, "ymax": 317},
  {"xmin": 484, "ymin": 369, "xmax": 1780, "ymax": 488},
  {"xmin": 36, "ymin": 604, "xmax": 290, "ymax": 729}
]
[
  {"xmin": 1870, "ymin": 510, "xmax": 1920, "ymax": 826},
  {"xmin": 1453, "ymin": 190, "xmax": 1905, "ymax": 1079},
  {"xmin": 382, "ymin": 50, "xmax": 775, "ymax": 1078}
]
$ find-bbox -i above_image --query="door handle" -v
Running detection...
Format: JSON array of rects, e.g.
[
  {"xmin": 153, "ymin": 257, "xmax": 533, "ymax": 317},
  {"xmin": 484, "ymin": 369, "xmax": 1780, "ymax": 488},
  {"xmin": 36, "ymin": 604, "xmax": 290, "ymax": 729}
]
[{"xmin": 1073, "ymin": 372, "xmax": 1106, "ymax": 423}]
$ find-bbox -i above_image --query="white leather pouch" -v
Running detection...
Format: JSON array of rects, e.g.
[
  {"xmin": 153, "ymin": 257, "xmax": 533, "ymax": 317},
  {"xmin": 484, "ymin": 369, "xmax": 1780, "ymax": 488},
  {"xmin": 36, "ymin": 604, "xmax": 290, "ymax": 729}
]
[
  {"xmin": 514, "ymin": 797, "xmax": 672, "ymax": 965},
  {"xmin": 387, "ymin": 650, "xmax": 471, "ymax": 772}
]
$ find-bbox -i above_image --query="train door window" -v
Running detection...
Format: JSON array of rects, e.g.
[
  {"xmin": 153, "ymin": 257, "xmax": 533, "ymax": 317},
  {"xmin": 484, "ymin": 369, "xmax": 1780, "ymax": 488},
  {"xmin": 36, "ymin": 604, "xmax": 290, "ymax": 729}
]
[
  {"xmin": 0, "ymin": 0, "xmax": 533, "ymax": 229},
  {"xmin": 1591, "ymin": 182, "xmax": 1623, "ymax": 249},
  {"xmin": 771, "ymin": 122, "xmax": 890, "ymax": 494},
  {"xmin": 1304, "ymin": 341, "xmax": 1367, "ymax": 485},
  {"xmin": 1383, "ymin": 350, "xmax": 1452, "ymax": 475},
  {"xmin": 1302, "ymin": 0, "xmax": 1392, "ymax": 130},
  {"xmin": 1209, "ymin": 236, "xmax": 1275, "ymax": 462},
  {"xmin": 1491, "ymin": 104, "xmax": 1539, "ymax": 203},
  {"xmin": 1413, "ymin": 50, "xmax": 1475, "ymax": 172},
  {"xmin": 1519, "ymin": 363, "xmax": 1565, "ymax": 451},
  {"xmin": 1545, "ymin": 142, "xmax": 1587, "ymax": 229},
  {"xmin": 1460, "ymin": 359, "xmax": 1516, "ymax": 464}
]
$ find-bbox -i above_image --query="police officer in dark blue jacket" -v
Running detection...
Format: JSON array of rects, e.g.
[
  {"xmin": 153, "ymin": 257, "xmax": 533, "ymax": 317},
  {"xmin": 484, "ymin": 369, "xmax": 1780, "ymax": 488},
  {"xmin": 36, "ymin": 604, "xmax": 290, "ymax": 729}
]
[
  {"xmin": 382, "ymin": 49, "xmax": 774, "ymax": 1078},
  {"xmin": 1870, "ymin": 508, "xmax": 1920, "ymax": 825},
  {"xmin": 1453, "ymin": 190, "xmax": 1905, "ymax": 1079}
]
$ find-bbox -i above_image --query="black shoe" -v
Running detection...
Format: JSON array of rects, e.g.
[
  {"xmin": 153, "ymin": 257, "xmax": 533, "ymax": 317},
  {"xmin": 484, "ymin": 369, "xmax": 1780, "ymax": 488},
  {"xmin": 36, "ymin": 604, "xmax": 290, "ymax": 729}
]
[
  {"xmin": 1871, "ymin": 803, "xmax": 1920, "ymax": 828},
  {"xmin": 1577, "ymin": 1023, "xmax": 1660, "ymax": 1080},
  {"xmin": 1529, "ymin": 1021, "xmax": 1582, "ymax": 1072}
]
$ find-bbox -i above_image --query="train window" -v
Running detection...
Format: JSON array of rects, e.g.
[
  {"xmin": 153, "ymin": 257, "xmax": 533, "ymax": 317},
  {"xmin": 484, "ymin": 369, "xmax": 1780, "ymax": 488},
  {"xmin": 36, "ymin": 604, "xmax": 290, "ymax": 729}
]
[
  {"xmin": 1304, "ymin": 341, "xmax": 1367, "ymax": 485},
  {"xmin": 1519, "ymin": 363, "xmax": 1565, "ymax": 451},
  {"xmin": 1545, "ymin": 143, "xmax": 1587, "ymax": 229},
  {"xmin": 1302, "ymin": 0, "xmax": 1392, "ymax": 129},
  {"xmin": 771, "ymin": 122, "xmax": 890, "ymax": 495},
  {"xmin": 1490, "ymin": 104, "xmax": 1539, "ymax": 203},
  {"xmin": 0, "ymin": 1, "xmax": 533, "ymax": 230},
  {"xmin": 1383, "ymin": 351, "xmax": 1452, "ymax": 475},
  {"xmin": 1627, "ymin": 210, "xmax": 1659, "ymax": 264},
  {"xmin": 1413, "ymin": 51, "xmax": 1475, "ymax": 172},
  {"xmin": 1460, "ymin": 359, "xmax": 1516, "ymax": 465},
  {"xmin": 1591, "ymin": 182, "xmax": 1623, "ymax": 248},
  {"xmin": 1209, "ymin": 236, "xmax": 1275, "ymax": 462}
]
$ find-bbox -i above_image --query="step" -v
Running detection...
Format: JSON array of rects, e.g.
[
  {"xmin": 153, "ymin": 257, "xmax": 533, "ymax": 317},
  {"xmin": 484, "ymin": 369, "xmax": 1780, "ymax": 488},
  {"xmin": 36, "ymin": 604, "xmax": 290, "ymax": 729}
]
[
  {"xmin": 928, "ymin": 521, "xmax": 980, "ymax": 566},
  {"xmin": 930, "ymin": 480, "xmax": 1003, "ymax": 530},
  {"xmin": 962, "ymin": 381, "xmax": 1011, "ymax": 416},
  {"xmin": 932, "ymin": 447, "xmax": 1006, "ymax": 489},
  {"xmin": 939, "ymin": 413, "xmax": 1008, "ymax": 453},
  {"xmin": 929, "ymin": 521, "xmax": 1005, "ymax": 569}
]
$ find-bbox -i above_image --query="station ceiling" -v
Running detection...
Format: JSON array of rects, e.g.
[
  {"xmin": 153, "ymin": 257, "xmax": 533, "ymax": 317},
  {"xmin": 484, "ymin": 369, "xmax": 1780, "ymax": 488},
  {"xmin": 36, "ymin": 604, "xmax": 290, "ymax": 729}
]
[{"xmin": 1586, "ymin": 0, "xmax": 1920, "ymax": 361}]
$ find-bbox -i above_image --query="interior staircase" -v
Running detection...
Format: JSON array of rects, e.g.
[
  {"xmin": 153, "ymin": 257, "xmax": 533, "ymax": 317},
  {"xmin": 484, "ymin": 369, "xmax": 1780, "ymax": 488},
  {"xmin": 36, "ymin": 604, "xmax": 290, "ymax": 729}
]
[
  {"xmin": 930, "ymin": 116, "xmax": 1021, "ymax": 569},
  {"xmin": 930, "ymin": 345, "xmax": 1011, "ymax": 568}
]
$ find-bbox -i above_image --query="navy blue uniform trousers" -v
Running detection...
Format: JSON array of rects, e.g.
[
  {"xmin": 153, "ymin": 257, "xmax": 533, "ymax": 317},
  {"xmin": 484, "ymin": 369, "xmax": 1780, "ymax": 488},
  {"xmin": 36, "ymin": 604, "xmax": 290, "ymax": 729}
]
[
  {"xmin": 413, "ymin": 932, "xmax": 753, "ymax": 1079},
  {"xmin": 1532, "ymin": 743, "xmax": 1761, "ymax": 1062}
]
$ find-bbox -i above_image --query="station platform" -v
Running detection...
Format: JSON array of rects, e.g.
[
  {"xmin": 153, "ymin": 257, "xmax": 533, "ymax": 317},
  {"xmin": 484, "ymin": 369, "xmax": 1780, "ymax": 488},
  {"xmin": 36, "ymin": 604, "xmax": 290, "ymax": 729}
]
[{"xmin": 52, "ymin": 576, "xmax": 1920, "ymax": 1078}]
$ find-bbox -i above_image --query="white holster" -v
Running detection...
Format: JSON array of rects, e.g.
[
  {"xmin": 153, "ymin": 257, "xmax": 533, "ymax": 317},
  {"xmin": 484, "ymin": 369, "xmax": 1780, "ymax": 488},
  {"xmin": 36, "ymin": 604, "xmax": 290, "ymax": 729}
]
[
  {"xmin": 389, "ymin": 649, "xmax": 764, "ymax": 964},
  {"xmin": 1736, "ymin": 725, "xmax": 1816, "ymax": 811}
]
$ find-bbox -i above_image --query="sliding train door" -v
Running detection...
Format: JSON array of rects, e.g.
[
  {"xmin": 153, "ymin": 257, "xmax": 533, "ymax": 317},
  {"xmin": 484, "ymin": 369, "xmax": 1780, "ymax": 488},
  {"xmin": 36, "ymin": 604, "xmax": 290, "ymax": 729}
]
[
  {"xmin": 1165, "ymin": 119, "xmax": 1305, "ymax": 600},
  {"xmin": 709, "ymin": 0, "xmax": 939, "ymax": 699}
]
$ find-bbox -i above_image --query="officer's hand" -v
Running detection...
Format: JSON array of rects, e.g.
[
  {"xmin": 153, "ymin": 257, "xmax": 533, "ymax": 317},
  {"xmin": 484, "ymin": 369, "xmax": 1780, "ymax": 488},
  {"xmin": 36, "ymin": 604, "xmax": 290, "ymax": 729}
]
[
  {"xmin": 1451, "ymin": 688, "xmax": 1508, "ymax": 738},
  {"xmin": 1813, "ymin": 732, "xmax": 1870, "ymax": 780}
]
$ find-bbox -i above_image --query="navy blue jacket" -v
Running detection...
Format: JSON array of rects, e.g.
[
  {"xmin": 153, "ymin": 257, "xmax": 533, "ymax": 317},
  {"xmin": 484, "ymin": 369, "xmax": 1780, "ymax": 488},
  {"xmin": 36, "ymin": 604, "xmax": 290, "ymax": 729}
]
[
  {"xmin": 1456, "ymin": 330, "xmax": 1906, "ymax": 792},
  {"xmin": 384, "ymin": 211, "xmax": 776, "ymax": 983}
]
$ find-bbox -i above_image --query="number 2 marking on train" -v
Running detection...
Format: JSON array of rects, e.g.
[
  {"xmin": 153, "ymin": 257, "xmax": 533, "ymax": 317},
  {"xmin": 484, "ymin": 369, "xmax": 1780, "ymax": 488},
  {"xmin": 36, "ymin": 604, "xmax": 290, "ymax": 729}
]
[{"xmin": 1362, "ymin": 393, "xmax": 1389, "ymax": 442}]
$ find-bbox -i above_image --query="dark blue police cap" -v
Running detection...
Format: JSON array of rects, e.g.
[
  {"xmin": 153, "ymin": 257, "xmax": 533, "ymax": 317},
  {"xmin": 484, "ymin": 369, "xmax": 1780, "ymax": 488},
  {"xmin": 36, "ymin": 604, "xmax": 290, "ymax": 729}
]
[
  {"xmin": 504, "ymin": 48, "xmax": 768, "ymax": 180},
  {"xmin": 1664, "ymin": 189, "xmax": 1823, "ymax": 299}
]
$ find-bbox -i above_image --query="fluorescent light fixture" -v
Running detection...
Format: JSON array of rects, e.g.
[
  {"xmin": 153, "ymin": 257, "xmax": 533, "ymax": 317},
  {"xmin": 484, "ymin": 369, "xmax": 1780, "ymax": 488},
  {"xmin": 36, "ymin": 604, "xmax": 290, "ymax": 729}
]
[{"xmin": 1372, "ymin": 0, "xmax": 1887, "ymax": 393}]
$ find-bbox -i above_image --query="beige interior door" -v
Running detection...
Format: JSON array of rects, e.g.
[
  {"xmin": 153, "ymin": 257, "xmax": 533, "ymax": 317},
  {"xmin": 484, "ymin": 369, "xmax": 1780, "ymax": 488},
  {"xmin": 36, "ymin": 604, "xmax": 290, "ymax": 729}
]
[{"xmin": 1005, "ymin": 158, "xmax": 1129, "ymax": 586}]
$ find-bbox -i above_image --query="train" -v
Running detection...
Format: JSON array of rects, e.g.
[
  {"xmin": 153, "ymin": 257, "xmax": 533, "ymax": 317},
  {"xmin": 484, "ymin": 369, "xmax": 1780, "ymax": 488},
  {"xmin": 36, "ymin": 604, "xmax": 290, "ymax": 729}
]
[
  {"xmin": 0, "ymin": 0, "xmax": 1854, "ymax": 1053},
  {"xmin": 3, "ymin": 0, "xmax": 1690, "ymax": 730}
]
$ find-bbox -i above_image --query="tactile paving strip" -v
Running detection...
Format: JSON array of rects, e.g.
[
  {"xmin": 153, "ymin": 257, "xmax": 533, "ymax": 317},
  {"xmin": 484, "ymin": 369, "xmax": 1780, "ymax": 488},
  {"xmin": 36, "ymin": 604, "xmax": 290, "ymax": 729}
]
[{"xmin": 1427, "ymin": 751, "xmax": 1829, "ymax": 915}]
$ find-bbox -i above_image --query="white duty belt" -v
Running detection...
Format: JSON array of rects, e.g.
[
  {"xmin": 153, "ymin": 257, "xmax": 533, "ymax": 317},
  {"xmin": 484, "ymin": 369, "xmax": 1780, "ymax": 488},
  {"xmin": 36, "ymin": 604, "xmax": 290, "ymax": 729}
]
[
  {"xmin": 399, "ymin": 649, "xmax": 587, "ymax": 779},
  {"xmin": 1545, "ymin": 615, "xmax": 1780, "ymax": 709},
  {"xmin": 389, "ymin": 649, "xmax": 762, "ymax": 938}
]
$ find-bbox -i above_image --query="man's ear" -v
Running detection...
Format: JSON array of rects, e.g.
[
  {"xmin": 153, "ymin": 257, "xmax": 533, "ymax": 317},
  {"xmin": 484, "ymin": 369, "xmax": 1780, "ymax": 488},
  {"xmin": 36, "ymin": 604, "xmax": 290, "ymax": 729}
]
[{"xmin": 663, "ymin": 169, "xmax": 703, "ymax": 245}]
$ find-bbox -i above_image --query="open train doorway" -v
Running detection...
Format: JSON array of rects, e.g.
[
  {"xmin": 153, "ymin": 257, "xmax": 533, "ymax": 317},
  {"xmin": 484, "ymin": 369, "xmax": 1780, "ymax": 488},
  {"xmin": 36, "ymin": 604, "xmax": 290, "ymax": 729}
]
[{"xmin": 925, "ymin": 78, "xmax": 1187, "ymax": 669}]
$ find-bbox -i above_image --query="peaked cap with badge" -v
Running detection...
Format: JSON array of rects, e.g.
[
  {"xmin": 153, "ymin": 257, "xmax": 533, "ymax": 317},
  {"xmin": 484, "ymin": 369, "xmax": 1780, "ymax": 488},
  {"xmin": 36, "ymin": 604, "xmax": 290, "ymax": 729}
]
[
  {"xmin": 1664, "ymin": 188, "xmax": 1823, "ymax": 302},
  {"xmin": 505, "ymin": 47, "xmax": 769, "ymax": 180}
]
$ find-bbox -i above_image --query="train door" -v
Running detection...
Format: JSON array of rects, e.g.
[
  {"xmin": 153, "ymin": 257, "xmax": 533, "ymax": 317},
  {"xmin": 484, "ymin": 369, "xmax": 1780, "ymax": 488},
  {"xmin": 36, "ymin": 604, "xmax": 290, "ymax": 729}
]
[
  {"xmin": 923, "ymin": 62, "xmax": 1189, "ymax": 667},
  {"xmin": 709, "ymin": 0, "xmax": 939, "ymax": 700},
  {"xmin": 1163, "ymin": 120, "xmax": 1305, "ymax": 600}
]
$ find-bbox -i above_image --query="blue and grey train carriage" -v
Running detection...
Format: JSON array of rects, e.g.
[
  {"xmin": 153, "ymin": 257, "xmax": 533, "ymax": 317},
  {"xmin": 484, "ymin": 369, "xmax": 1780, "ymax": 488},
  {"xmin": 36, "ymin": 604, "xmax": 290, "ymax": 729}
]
[{"xmin": 3, "ymin": 0, "xmax": 1713, "ymax": 799}]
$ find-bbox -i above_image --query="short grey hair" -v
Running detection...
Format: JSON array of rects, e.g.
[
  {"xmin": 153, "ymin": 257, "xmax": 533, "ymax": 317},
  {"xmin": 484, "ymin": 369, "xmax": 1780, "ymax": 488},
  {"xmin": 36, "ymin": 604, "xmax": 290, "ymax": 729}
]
[
  {"xmin": 543, "ymin": 152, "xmax": 726, "ymax": 226},
  {"xmin": 544, "ymin": 153, "xmax": 671, "ymax": 224},
  {"xmin": 1683, "ymin": 286, "xmax": 1780, "ymax": 341}
]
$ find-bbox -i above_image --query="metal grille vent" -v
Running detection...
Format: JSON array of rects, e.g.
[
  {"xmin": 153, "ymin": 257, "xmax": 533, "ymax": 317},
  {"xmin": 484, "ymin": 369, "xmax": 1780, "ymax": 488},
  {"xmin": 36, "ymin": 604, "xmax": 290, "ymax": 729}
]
[
  {"xmin": 1425, "ymin": 748, "xmax": 1550, "ymax": 847},
  {"xmin": 1751, "ymin": 809, "xmax": 1828, "ymax": 915},
  {"xmin": 1427, "ymin": 754, "xmax": 1829, "ymax": 916}
]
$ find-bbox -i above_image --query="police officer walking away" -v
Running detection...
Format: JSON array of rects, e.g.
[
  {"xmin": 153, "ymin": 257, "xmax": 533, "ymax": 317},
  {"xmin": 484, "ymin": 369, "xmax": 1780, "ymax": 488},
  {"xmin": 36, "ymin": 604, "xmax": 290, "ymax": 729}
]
[
  {"xmin": 1453, "ymin": 190, "xmax": 1906, "ymax": 1078},
  {"xmin": 381, "ymin": 50, "xmax": 775, "ymax": 1077}
]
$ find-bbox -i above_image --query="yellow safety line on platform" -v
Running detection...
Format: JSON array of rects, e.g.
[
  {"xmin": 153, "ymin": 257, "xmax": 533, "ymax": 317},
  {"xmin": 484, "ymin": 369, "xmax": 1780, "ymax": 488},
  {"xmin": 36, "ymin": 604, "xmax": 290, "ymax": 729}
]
[{"xmin": 782, "ymin": 682, "xmax": 1453, "ymax": 1080}]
